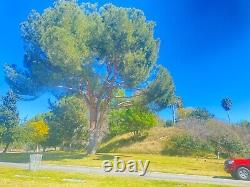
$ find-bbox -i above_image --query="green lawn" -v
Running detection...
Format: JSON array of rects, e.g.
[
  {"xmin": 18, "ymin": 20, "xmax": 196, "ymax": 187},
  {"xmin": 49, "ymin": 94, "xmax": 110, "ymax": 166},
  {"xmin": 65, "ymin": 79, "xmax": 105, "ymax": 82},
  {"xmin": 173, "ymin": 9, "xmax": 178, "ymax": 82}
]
[
  {"xmin": 0, "ymin": 151, "xmax": 229, "ymax": 177},
  {"xmin": 0, "ymin": 166, "xmax": 229, "ymax": 187}
]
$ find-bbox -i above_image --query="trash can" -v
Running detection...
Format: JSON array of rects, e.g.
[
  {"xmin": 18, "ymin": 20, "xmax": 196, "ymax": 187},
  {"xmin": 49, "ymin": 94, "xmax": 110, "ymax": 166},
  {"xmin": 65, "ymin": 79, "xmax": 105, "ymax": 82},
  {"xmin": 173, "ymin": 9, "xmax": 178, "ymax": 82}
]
[{"xmin": 29, "ymin": 154, "xmax": 43, "ymax": 171}]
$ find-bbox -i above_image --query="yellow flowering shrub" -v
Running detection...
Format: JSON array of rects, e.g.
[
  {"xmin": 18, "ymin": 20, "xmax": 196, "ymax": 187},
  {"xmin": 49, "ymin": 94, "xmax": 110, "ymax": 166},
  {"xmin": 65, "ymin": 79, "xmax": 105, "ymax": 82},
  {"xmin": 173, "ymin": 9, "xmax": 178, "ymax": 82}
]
[{"xmin": 27, "ymin": 119, "xmax": 49, "ymax": 144}]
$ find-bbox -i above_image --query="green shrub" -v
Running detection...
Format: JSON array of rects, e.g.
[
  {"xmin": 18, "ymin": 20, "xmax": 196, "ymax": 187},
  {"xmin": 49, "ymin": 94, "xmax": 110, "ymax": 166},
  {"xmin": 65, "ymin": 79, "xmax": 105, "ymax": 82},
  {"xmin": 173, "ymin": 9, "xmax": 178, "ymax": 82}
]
[
  {"xmin": 163, "ymin": 134, "xmax": 213, "ymax": 156},
  {"xmin": 165, "ymin": 120, "xmax": 173, "ymax": 127},
  {"xmin": 188, "ymin": 108, "xmax": 214, "ymax": 120},
  {"xmin": 215, "ymin": 135, "xmax": 245, "ymax": 157},
  {"xmin": 108, "ymin": 106, "xmax": 157, "ymax": 137}
]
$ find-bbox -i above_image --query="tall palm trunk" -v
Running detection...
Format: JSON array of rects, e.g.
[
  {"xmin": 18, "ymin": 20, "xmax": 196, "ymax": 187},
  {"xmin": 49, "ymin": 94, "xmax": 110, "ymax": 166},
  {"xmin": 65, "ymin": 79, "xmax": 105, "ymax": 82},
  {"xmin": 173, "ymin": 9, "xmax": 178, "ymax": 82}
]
[
  {"xmin": 227, "ymin": 111, "xmax": 231, "ymax": 124},
  {"xmin": 171, "ymin": 105, "xmax": 176, "ymax": 125}
]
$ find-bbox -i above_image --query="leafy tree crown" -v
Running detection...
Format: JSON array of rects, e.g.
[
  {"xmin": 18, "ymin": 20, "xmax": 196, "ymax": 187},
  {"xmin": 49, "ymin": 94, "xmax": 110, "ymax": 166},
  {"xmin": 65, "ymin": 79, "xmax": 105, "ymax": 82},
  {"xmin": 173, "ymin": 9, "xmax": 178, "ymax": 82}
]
[
  {"xmin": 221, "ymin": 98, "xmax": 232, "ymax": 111},
  {"xmin": 5, "ymin": 0, "xmax": 174, "ymax": 111}
]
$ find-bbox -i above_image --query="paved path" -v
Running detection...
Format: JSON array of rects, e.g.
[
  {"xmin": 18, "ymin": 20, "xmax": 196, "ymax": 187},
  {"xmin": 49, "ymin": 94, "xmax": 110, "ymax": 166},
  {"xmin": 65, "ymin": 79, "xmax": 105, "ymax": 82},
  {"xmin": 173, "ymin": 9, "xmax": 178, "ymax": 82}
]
[{"xmin": 0, "ymin": 162, "xmax": 250, "ymax": 187}]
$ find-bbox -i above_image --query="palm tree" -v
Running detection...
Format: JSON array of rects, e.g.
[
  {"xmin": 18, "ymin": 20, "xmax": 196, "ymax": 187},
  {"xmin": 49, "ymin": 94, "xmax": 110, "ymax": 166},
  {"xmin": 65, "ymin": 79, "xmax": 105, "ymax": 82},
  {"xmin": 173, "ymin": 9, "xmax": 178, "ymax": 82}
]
[
  {"xmin": 221, "ymin": 98, "xmax": 232, "ymax": 124},
  {"xmin": 169, "ymin": 96, "xmax": 183, "ymax": 125}
]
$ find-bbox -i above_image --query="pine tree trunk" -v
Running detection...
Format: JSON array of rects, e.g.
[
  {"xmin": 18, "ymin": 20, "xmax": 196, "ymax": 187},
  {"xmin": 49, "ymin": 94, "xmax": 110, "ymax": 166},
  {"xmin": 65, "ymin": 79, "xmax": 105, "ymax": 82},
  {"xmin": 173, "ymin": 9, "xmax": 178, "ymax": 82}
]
[
  {"xmin": 87, "ymin": 129, "xmax": 99, "ymax": 154},
  {"xmin": 3, "ymin": 143, "xmax": 10, "ymax": 153},
  {"xmin": 86, "ymin": 106, "xmax": 107, "ymax": 155}
]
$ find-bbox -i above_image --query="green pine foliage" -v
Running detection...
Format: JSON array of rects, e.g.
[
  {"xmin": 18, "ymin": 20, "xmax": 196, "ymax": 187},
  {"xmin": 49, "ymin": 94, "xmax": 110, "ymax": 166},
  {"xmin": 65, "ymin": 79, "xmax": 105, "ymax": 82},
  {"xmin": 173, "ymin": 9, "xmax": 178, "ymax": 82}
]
[{"xmin": 0, "ymin": 90, "xmax": 20, "ymax": 152}]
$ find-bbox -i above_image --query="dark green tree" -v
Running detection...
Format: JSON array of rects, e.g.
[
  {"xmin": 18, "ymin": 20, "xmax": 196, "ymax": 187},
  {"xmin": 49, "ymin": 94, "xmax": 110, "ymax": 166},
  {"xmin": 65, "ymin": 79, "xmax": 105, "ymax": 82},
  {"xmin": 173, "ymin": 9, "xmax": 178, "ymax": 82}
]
[
  {"xmin": 221, "ymin": 98, "xmax": 232, "ymax": 124},
  {"xmin": 189, "ymin": 108, "xmax": 214, "ymax": 120},
  {"xmin": 109, "ymin": 106, "xmax": 157, "ymax": 137},
  {"xmin": 5, "ymin": 1, "xmax": 175, "ymax": 154},
  {"xmin": 46, "ymin": 96, "xmax": 89, "ymax": 150},
  {"xmin": 0, "ymin": 90, "xmax": 19, "ymax": 152},
  {"xmin": 238, "ymin": 120, "xmax": 250, "ymax": 128},
  {"xmin": 216, "ymin": 135, "xmax": 244, "ymax": 157},
  {"xmin": 41, "ymin": 120, "xmax": 62, "ymax": 151}
]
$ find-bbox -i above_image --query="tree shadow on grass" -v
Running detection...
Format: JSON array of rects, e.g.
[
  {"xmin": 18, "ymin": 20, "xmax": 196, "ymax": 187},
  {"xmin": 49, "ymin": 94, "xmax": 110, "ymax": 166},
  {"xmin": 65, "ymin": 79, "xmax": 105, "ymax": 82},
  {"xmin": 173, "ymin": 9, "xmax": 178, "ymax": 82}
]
[
  {"xmin": 94, "ymin": 153, "xmax": 114, "ymax": 160},
  {"xmin": 94, "ymin": 153, "xmax": 133, "ymax": 161},
  {"xmin": 0, "ymin": 151, "xmax": 137, "ymax": 164},
  {"xmin": 0, "ymin": 153, "xmax": 30, "ymax": 163},
  {"xmin": 42, "ymin": 152, "xmax": 87, "ymax": 161},
  {"xmin": 0, "ymin": 152, "xmax": 87, "ymax": 163},
  {"xmin": 98, "ymin": 135, "xmax": 146, "ymax": 153},
  {"xmin": 0, "ymin": 135, "xmax": 146, "ymax": 164}
]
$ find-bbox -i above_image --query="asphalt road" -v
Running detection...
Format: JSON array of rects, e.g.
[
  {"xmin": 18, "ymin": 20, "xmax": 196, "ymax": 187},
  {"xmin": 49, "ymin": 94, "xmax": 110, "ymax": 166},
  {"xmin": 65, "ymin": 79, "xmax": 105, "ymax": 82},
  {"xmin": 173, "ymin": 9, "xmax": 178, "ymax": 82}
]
[{"xmin": 0, "ymin": 162, "xmax": 250, "ymax": 187}]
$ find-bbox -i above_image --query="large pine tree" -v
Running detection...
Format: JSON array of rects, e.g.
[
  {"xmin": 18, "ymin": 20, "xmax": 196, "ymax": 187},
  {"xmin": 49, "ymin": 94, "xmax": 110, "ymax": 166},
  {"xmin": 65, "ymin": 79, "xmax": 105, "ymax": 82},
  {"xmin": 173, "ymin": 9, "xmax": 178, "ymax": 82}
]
[{"xmin": 5, "ymin": 1, "xmax": 175, "ymax": 154}]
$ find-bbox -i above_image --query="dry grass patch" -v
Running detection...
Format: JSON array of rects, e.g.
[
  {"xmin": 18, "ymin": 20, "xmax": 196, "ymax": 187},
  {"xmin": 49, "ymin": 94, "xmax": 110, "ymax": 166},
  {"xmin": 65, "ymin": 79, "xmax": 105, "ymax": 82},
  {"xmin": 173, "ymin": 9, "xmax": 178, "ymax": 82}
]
[{"xmin": 100, "ymin": 126, "xmax": 185, "ymax": 154}]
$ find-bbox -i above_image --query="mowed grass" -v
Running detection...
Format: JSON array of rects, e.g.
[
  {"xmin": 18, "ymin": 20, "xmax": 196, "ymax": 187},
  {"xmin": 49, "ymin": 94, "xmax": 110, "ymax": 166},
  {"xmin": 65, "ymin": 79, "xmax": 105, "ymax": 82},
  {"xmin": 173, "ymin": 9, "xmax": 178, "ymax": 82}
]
[
  {"xmin": 0, "ymin": 166, "xmax": 229, "ymax": 187},
  {"xmin": 0, "ymin": 152, "xmax": 229, "ymax": 177}
]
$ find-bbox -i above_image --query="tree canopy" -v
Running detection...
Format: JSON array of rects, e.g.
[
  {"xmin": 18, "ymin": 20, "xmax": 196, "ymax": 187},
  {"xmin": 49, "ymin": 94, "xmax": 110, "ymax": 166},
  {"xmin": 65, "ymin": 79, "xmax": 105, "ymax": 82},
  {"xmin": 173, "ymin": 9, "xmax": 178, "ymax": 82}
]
[
  {"xmin": 221, "ymin": 98, "xmax": 232, "ymax": 111},
  {"xmin": 45, "ymin": 96, "xmax": 89, "ymax": 148},
  {"xmin": 189, "ymin": 108, "xmax": 214, "ymax": 120},
  {"xmin": 26, "ymin": 119, "xmax": 49, "ymax": 146},
  {"xmin": 221, "ymin": 97, "xmax": 232, "ymax": 124},
  {"xmin": 5, "ymin": 1, "xmax": 175, "ymax": 154},
  {"xmin": 0, "ymin": 90, "xmax": 19, "ymax": 152},
  {"xmin": 5, "ymin": 1, "xmax": 174, "ymax": 109},
  {"xmin": 109, "ymin": 106, "xmax": 157, "ymax": 137}
]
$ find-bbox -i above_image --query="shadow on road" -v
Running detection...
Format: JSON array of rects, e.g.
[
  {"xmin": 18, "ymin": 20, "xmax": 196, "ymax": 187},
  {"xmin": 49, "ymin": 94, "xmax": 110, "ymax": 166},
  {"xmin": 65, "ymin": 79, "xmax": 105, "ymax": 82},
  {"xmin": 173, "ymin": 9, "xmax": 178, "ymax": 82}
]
[{"xmin": 212, "ymin": 176, "xmax": 233, "ymax": 180}]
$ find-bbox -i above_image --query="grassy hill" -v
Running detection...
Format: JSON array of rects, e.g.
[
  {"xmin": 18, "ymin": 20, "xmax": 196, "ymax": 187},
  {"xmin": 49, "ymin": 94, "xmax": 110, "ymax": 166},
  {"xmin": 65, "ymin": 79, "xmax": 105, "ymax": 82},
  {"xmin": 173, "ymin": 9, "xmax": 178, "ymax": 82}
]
[
  {"xmin": 99, "ymin": 126, "xmax": 185, "ymax": 154},
  {"xmin": 100, "ymin": 118, "xmax": 250, "ymax": 158}
]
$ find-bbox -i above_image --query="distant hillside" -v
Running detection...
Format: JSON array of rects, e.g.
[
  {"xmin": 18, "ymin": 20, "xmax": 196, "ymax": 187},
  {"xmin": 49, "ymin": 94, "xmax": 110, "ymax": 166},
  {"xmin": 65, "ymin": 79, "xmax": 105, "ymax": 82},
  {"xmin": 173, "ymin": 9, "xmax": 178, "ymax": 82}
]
[{"xmin": 99, "ymin": 119, "xmax": 250, "ymax": 158}]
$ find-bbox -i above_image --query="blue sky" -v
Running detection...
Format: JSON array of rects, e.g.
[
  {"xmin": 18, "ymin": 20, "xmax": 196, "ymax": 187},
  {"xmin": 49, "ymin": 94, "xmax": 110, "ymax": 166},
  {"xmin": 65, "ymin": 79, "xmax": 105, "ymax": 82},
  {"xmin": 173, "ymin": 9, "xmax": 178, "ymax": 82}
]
[{"xmin": 0, "ymin": 0, "xmax": 250, "ymax": 122}]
